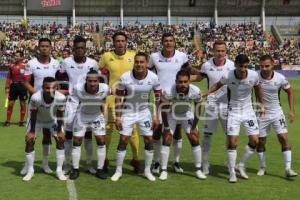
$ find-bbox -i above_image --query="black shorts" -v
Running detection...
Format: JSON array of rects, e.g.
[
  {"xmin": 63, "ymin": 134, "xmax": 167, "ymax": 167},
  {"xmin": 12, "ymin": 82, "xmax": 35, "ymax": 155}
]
[{"xmin": 9, "ymin": 82, "xmax": 28, "ymax": 101}]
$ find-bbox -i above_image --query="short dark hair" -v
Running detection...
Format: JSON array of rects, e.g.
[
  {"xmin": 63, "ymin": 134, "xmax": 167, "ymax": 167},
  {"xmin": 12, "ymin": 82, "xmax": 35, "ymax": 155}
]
[
  {"xmin": 43, "ymin": 76, "xmax": 56, "ymax": 84},
  {"xmin": 73, "ymin": 35, "xmax": 86, "ymax": 45},
  {"xmin": 134, "ymin": 52, "xmax": 149, "ymax": 61},
  {"xmin": 176, "ymin": 69, "xmax": 190, "ymax": 80},
  {"xmin": 213, "ymin": 40, "xmax": 226, "ymax": 49},
  {"xmin": 38, "ymin": 38, "xmax": 52, "ymax": 46},
  {"xmin": 235, "ymin": 54, "xmax": 250, "ymax": 65},
  {"xmin": 86, "ymin": 69, "xmax": 99, "ymax": 78},
  {"xmin": 112, "ymin": 32, "xmax": 127, "ymax": 42},
  {"xmin": 161, "ymin": 32, "xmax": 174, "ymax": 43},
  {"xmin": 15, "ymin": 50, "xmax": 24, "ymax": 57},
  {"xmin": 259, "ymin": 54, "xmax": 273, "ymax": 62}
]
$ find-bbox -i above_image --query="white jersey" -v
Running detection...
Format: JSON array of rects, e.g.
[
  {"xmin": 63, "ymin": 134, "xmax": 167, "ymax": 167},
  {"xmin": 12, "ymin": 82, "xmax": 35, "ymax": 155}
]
[
  {"xmin": 258, "ymin": 71, "xmax": 290, "ymax": 115},
  {"xmin": 200, "ymin": 58, "xmax": 235, "ymax": 103},
  {"xmin": 24, "ymin": 58, "xmax": 60, "ymax": 91},
  {"xmin": 60, "ymin": 56, "xmax": 99, "ymax": 92},
  {"xmin": 149, "ymin": 50, "xmax": 188, "ymax": 93},
  {"xmin": 67, "ymin": 82, "xmax": 110, "ymax": 120},
  {"xmin": 30, "ymin": 90, "xmax": 66, "ymax": 123},
  {"xmin": 162, "ymin": 84, "xmax": 202, "ymax": 117},
  {"xmin": 117, "ymin": 70, "xmax": 161, "ymax": 113},
  {"xmin": 220, "ymin": 69, "xmax": 259, "ymax": 112}
]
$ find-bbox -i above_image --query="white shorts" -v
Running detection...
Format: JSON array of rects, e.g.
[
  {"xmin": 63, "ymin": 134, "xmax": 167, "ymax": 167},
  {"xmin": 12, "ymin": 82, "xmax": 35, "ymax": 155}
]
[
  {"xmin": 26, "ymin": 121, "xmax": 58, "ymax": 137},
  {"xmin": 227, "ymin": 110, "xmax": 259, "ymax": 136},
  {"xmin": 258, "ymin": 112, "xmax": 288, "ymax": 137},
  {"xmin": 120, "ymin": 109, "xmax": 153, "ymax": 136},
  {"xmin": 203, "ymin": 101, "xmax": 228, "ymax": 134},
  {"xmin": 167, "ymin": 112, "xmax": 194, "ymax": 135},
  {"xmin": 73, "ymin": 114, "xmax": 106, "ymax": 137}
]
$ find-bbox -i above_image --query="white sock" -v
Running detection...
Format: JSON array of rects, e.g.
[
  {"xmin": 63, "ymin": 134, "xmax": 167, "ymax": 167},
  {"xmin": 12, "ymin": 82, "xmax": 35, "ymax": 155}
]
[
  {"xmin": 144, "ymin": 150, "xmax": 154, "ymax": 174},
  {"xmin": 258, "ymin": 152, "xmax": 266, "ymax": 168},
  {"xmin": 64, "ymin": 139, "xmax": 72, "ymax": 164},
  {"xmin": 56, "ymin": 149, "xmax": 65, "ymax": 172},
  {"xmin": 116, "ymin": 150, "xmax": 126, "ymax": 173},
  {"xmin": 202, "ymin": 135, "xmax": 211, "ymax": 164},
  {"xmin": 227, "ymin": 149, "xmax": 237, "ymax": 173},
  {"xmin": 283, "ymin": 150, "xmax": 292, "ymax": 170},
  {"xmin": 239, "ymin": 145, "xmax": 255, "ymax": 166},
  {"xmin": 192, "ymin": 145, "xmax": 202, "ymax": 168},
  {"xmin": 160, "ymin": 145, "xmax": 170, "ymax": 170},
  {"xmin": 84, "ymin": 139, "xmax": 93, "ymax": 165},
  {"xmin": 25, "ymin": 151, "xmax": 35, "ymax": 172},
  {"xmin": 97, "ymin": 145, "xmax": 106, "ymax": 170},
  {"xmin": 173, "ymin": 139, "xmax": 182, "ymax": 163},
  {"xmin": 42, "ymin": 144, "xmax": 50, "ymax": 166},
  {"xmin": 72, "ymin": 146, "xmax": 81, "ymax": 169},
  {"xmin": 153, "ymin": 139, "xmax": 161, "ymax": 163}
]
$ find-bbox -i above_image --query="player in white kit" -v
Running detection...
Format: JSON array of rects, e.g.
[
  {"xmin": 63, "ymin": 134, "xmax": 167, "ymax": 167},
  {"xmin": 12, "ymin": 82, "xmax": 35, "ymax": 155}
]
[
  {"xmin": 22, "ymin": 38, "xmax": 60, "ymax": 175},
  {"xmin": 203, "ymin": 54, "xmax": 265, "ymax": 183},
  {"xmin": 111, "ymin": 52, "xmax": 161, "ymax": 182},
  {"xmin": 256, "ymin": 55, "xmax": 297, "ymax": 177},
  {"xmin": 58, "ymin": 36, "xmax": 100, "ymax": 174},
  {"xmin": 149, "ymin": 33, "xmax": 189, "ymax": 174},
  {"xmin": 67, "ymin": 69, "xmax": 110, "ymax": 180},
  {"xmin": 22, "ymin": 77, "xmax": 66, "ymax": 181},
  {"xmin": 195, "ymin": 40, "xmax": 235, "ymax": 175},
  {"xmin": 159, "ymin": 69, "xmax": 207, "ymax": 180}
]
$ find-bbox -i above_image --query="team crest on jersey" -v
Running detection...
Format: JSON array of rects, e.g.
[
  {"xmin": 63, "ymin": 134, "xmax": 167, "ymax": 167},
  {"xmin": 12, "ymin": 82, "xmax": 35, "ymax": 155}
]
[
  {"xmin": 70, "ymin": 65, "xmax": 75, "ymax": 68},
  {"xmin": 147, "ymin": 81, "xmax": 152, "ymax": 85},
  {"xmin": 128, "ymin": 58, "xmax": 133, "ymax": 63},
  {"xmin": 77, "ymin": 65, "xmax": 83, "ymax": 69},
  {"xmin": 37, "ymin": 67, "xmax": 41, "ymax": 69},
  {"xmin": 109, "ymin": 58, "xmax": 114, "ymax": 62},
  {"xmin": 209, "ymin": 68, "xmax": 214, "ymax": 71}
]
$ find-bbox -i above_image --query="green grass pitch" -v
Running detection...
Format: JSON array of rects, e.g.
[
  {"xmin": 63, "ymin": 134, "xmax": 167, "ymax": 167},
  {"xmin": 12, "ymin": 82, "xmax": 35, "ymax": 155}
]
[{"xmin": 0, "ymin": 78, "xmax": 299, "ymax": 200}]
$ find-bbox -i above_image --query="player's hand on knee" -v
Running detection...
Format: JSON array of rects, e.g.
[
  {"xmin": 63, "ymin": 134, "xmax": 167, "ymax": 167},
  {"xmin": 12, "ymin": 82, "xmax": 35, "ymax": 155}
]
[
  {"xmin": 56, "ymin": 131, "xmax": 65, "ymax": 142},
  {"xmin": 115, "ymin": 117, "xmax": 123, "ymax": 131},
  {"xmin": 26, "ymin": 132, "xmax": 35, "ymax": 143},
  {"xmin": 190, "ymin": 128, "xmax": 199, "ymax": 138},
  {"xmin": 288, "ymin": 111, "xmax": 295, "ymax": 123}
]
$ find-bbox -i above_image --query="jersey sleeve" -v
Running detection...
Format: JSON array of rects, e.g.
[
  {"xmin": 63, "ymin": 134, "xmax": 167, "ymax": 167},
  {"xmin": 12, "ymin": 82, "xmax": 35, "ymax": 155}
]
[
  {"xmin": 152, "ymin": 76, "xmax": 162, "ymax": 92},
  {"xmin": 280, "ymin": 76, "xmax": 290, "ymax": 90},
  {"xmin": 98, "ymin": 54, "xmax": 106, "ymax": 69},
  {"xmin": 116, "ymin": 76, "xmax": 126, "ymax": 91},
  {"xmin": 64, "ymin": 90, "xmax": 80, "ymax": 123},
  {"xmin": 194, "ymin": 88, "xmax": 202, "ymax": 103},
  {"xmin": 24, "ymin": 63, "xmax": 33, "ymax": 79},
  {"xmin": 56, "ymin": 94, "xmax": 66, "ymax": 111},
  {"xmin": 29, "ymin": 94, "xmax": 39, "ymax": 110},
  {"xmin": 59, "ymin": 60, "xmax": 67, "ymax": 73},
  {"xmin": 253, "ymin": 73, "xmax": 260, "ymax": 86},
  {"xmin": 92, "ymin": 60, "xmax": 100, "ymax": 72},
  {"xmin": 148, "ymin": 54, "xmax": 155, "ymax": 70}
]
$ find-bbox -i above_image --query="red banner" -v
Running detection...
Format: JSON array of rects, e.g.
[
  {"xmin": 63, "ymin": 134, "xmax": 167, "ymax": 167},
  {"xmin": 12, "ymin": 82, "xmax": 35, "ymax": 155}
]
[{"xmin": 41, "ymin": 0, "xmax": 61, "ymax": 8}]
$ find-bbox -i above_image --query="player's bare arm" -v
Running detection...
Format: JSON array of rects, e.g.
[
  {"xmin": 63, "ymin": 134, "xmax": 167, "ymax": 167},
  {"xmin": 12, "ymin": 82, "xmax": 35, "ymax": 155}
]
[
  {"xmin": 202, "ymin": 81, "xmax": 224, "ymax": 97},
  {"xmin": 284, "ymin": 86, "xmax": 295, "ymax": 123},
  {"xmin": 254, "ymin": 84, "xmax": 265, "ymax": 117}
]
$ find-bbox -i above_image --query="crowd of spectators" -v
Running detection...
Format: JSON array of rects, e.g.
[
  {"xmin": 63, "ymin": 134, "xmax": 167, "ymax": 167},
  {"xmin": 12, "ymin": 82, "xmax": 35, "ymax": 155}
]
[{"xmin": 0, "ymin": 21, "xmax": 299, "ymax": 68}]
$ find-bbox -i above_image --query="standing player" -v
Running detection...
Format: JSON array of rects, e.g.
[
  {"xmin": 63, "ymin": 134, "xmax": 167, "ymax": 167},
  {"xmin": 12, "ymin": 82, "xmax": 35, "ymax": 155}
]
[
  {"xmin": 22, "ymin": 77, "xmax": 66, "ymax": 181},
  {"xmin": 256, "ymin": 55, "xmax": 297, "ymax": 177},
  {"xmin": 4, "ymin": 51, "xmax": 27, "ymax": 127},
  {"xmin": 149, "ymin": 32, "xmax": 189, "ymax": 174},
  {"xmin": 159, "ymin": 69, "xmax": 206, "ymax": 180},
  {"xmin": 203, "ymin": 54, "xmax": 265, "ymax": 183},
  {"xmin": 23, "ymin": 38, "xmax": 60, "ymax": 175},
  {"xmin": 111, "ymin": 52, "xmax": 161, "ymax": 181},
  {"xmin": 194, "ymin": 40, "xmax": 235, "ymax": 175},
  {"xmin": 99, "ymin": 32, "xmax": 140, "ymax": 172},
  {"xmin": 59, "ymin": 36, "xmax": 100, "ymax": 174},
  {"xmin": 67, "ymin": 69, "xmax": 110, "ymax": 180}
]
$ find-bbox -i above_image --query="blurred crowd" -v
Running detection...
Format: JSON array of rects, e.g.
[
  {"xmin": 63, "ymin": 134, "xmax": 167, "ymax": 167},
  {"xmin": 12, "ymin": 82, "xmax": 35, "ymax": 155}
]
[{"xmin": 0, "ymin": 21, "xmax": 299, "ymax": 68}]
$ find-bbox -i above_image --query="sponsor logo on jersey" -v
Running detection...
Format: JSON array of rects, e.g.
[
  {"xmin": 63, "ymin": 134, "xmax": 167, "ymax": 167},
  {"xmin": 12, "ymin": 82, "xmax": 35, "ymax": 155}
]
[
  {"xmin": 70, "ymin": 65, "xmax": 75, "ymax": 68},
  {"xmin": 209, "ymin": 68, "xmax": 214, "ymax": 71},
  {"xmin": 37, "ymin": 67, "xmax": 41, "ymax": 69}
]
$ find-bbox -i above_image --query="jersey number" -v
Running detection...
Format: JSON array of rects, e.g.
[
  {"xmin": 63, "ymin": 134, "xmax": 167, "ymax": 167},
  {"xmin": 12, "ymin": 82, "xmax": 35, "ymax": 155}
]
[
  {"xmin": 279, "ymin": 118, "xmax": 286, "ymax": 126},
  {"xmin": 247, "ymin": 120, "xmax": 254, "ymax": 127},
  {"xmin": 144, "ymin": 121, "xmax": 151, "ymax": 128}
]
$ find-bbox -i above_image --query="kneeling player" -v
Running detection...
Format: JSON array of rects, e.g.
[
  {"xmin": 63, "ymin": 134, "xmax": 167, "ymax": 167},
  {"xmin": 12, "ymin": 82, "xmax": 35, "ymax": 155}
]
[
  {"xmin": 256, "ymin": 55, "xmax": 297, "ymax": 177},
  {"xmin": 203, "ymin": 54, "xmax": 265, "ymax": 183},
  {"xmin": 160, "ymin": 69, "xmax": 206, "ymax": 180},
  {"xmin": 111, "ymin": 52, "xmax": 161, "ymax": 181},
  {"xmin": 23, "ymin": 77, "xmax": 66, "ymax": 181},
  {"xmin": 68, "ymin": 69, "xmax": 110, "ymax": 180}
]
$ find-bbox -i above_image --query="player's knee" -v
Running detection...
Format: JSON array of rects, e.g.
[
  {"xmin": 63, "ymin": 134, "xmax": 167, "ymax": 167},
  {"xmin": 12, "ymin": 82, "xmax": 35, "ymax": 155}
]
[
  {"xmin": 84, "ymin": 131, "xmax": 92, "ymax": 139},
  {"xmin": 144, "ymin": 143, "xmax": 153, "ymax": 151},
  {"xmin": 73, "ymin": 137, "xmax": 82, "ymax": 146},
  {"xmin": 56, "ymin": 141, "xmax": 64, "ymax": 150},
  {"xmin": 248, "ymin": 142, "xmax": 257, "ymax": 150},
  {"xmin": 227, "ymin": 143, "xmax": 237, "ymax": 150},
  {"xmin": 25, "ymin": 141, "xmax": 35, "ymax": 153},
  {"xmin": 65, "ymin": 131, "xmax": 73, "ymax": 140},
  {"xmin": 96, "ymin": 136, "xmax": 106, "ymax": 146},
  {"xmin": 162, "ymin": 134, "xmax": 172, "ymax": 146}
]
